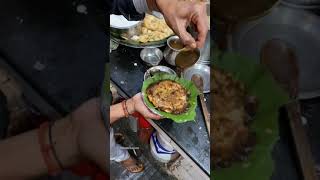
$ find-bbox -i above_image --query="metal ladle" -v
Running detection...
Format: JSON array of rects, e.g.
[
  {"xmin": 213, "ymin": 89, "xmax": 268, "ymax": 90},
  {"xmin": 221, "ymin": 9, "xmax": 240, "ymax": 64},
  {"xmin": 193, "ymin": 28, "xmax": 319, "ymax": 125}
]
[{"xmin": 192, "ymin": 74, "xmax": 210, "ymax": 136}]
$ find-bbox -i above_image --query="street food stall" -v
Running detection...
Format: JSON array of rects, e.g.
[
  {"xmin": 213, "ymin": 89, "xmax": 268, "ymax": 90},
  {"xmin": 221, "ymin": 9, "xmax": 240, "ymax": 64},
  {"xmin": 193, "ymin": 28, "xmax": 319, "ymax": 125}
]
[
  {"xmin": 109, "ymin": 6, "xmax": 211, "ymax": 179},
  {"xmin": 1, "ymin": 0, "xmax": 320, "ymax": 179}
]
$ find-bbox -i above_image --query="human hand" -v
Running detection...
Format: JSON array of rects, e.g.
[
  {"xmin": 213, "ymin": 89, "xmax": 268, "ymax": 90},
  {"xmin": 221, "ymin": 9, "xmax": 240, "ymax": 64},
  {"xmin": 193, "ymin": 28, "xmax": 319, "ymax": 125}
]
[
  {"xmin": 127, "ymin": 93, "xmax": 162, "ymax": 120},
  {"xmin": 70, "ymin": 98, "xmax": 107, "ymax": 171},
  {"xmin": 155, "ymin": 0, "xmax": 208, "ymax": 48}
]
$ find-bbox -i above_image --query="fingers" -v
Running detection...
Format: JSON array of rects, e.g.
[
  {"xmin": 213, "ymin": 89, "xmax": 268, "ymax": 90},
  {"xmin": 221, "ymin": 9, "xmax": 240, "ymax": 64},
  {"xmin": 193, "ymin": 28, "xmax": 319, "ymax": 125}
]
[
  {"xmin": 141, "ymin": 103, "xmax": 162, "ymax": 120},
  {"xmin": 192, "ymin": 4, "xmax": 208, "ymax": 48},
  {"xmin": 135, "ymin": 93, "xmax": 162, "ymax": 120},
  {"xmin": 177, "ymin": 25, "xmax": 197, "ymax": 49},
  {"xmin": 194, "ymin": 17, "xmax": 208, "ymax": 48},
  {"xmin": 139, "ymin": 107, "xmax": 162, "ymax": 120},
  {"xmin": 147, "ymin": 111, "xmax": 162, "ymax": 120}
]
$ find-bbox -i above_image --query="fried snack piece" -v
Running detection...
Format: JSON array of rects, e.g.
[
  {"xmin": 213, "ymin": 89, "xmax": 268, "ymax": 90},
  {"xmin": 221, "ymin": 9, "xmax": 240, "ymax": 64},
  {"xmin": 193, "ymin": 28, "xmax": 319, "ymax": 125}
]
[
  {"xmin": 146, "ymin": 80, "xmax": 188, "ymax": 114},
  {"xmin": 212, "ymin": 68, "xmax": 256, "ymax": 168},
  {"xmin": 132, "ymin": 14, "xmax": 174, "ymax": 43}
]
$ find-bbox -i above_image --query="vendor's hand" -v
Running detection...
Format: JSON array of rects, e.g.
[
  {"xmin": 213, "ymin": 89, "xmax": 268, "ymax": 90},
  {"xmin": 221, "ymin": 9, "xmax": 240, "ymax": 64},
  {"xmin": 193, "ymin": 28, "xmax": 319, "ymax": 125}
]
[
  {"xmin": 156, "ymin": 0, "xmax": 208, "ymax": 48},
  {"xmin": 127, "ymin": 93, "xmax": 162, "ymax": 120}
]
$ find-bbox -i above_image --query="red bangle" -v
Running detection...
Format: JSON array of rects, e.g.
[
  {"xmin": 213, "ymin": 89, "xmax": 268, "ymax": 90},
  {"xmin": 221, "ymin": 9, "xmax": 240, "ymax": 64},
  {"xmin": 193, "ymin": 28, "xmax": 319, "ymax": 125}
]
[
  {"xmin": 121, "ymin": 100, "xmax": 129, "ymax": 118},
  {"xmin": 38, "ymin": 122, "xmax": 62, "ymax": 176}
]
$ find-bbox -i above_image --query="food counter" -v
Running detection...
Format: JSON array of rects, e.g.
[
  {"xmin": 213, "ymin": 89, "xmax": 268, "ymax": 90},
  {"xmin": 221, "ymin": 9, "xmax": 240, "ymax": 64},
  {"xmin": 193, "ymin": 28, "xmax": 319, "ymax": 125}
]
[{"xmin": 110, "ymin": 45, "xmax": 211, "ymax": 176}]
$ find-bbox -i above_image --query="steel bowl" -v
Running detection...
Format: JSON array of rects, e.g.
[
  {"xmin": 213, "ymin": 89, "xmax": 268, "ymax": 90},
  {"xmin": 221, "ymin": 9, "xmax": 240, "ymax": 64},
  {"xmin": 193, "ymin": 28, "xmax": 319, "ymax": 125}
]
[
  {"xmin": 144, "ymin": 66, "xmax": 177, "ymax": 80},
  {"xmin": 140, "ymin": 48, "xmax": 163, "ymax": 66},
  {"xmin": 182, "ymin": 64, "xmax": 210, "ymax": 93},
  {"xmin": 164, "ymin": 36, "xmax": 202, "ymax": 67},
  {"xmin": 163, "ymin": 36, "xmax": 182, "ymax": 66}
]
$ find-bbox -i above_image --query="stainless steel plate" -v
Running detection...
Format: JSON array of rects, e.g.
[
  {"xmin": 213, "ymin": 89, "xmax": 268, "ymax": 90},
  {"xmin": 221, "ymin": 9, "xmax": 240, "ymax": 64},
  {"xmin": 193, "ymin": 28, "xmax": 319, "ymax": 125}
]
[
  {"xmin": 110, "ymin": 13, "xmax": 172, "ymax": 48},
  {"xmin": 144, "ymin": 66, "xmax": 176, "ymax": 80},
  {"xmin": 182, "ymin": 64, "xmax": 210, "ymax": 93},
  {"xmin": 232, "ymin": 5, "xmax": 320, "ymax": 99},
  {"xmin": 111, "ymin": 36, "xmax": 167, "ymax": 48}
]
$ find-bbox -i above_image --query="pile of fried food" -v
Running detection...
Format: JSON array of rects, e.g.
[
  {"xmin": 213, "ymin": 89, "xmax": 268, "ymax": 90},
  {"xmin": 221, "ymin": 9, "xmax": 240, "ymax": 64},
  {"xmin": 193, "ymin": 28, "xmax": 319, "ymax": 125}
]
[
  {"xmin": 212, "ymin": 68, "xmax": 257, "ymax": 168},
  {"xmin": 146, "ymin": 80, "xmax": 189, "ymax": 114},
  {"xmin": 131, "ymin": 14, "xmax": 174, "ymax": 43}
]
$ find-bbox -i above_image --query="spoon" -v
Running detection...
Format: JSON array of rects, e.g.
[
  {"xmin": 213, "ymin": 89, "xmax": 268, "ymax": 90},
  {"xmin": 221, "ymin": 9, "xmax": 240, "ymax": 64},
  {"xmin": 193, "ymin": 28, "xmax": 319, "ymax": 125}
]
[
  {"xmin": 191, "ymin": 74, "xmax": 210, "ymax": 136},
  {"xmin": 261, "ymin": 39, "xmax": 317, "ymax": 180}
]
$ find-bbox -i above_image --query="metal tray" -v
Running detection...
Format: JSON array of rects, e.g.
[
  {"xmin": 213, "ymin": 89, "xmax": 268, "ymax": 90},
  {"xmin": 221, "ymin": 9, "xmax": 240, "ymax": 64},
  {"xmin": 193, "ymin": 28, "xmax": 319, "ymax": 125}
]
[{"xmin": 110, "ymin": 31, "xmax": 170, "ymax": 48}]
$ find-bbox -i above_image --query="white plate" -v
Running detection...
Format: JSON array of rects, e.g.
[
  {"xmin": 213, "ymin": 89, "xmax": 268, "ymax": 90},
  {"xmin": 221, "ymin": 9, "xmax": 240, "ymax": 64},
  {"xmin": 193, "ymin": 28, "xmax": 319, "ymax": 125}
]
[{"xmin": 110, "ymin": 14, "xmax": 140, "ymax": 29}]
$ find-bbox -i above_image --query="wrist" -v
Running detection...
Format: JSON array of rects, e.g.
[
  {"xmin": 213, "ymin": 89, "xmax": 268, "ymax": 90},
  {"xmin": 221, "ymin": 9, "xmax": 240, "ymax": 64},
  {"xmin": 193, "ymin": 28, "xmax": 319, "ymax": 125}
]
[
  {"xmin": 51, "ymin": 117, "xmax": 80, "ymax": 167},
  {"xmin": 126, "ymin": 98, "xmax": 135, "ymax": 115}
]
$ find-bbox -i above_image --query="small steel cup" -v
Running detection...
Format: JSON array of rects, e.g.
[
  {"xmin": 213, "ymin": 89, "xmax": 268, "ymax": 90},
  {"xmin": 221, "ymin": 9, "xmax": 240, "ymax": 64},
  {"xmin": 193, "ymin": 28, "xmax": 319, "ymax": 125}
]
[{"xmin": 140, "ymin": 48, "xmax": 163, "ymax": 66}]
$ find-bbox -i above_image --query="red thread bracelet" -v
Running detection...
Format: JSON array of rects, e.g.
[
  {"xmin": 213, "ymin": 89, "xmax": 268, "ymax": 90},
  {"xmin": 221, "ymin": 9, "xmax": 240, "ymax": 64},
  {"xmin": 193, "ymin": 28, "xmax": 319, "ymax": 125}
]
[
  {"xmin": 121, "ymin": 100, "xmax": 129, "ymax": 118},
  {"xmin": 38, "ymin": 122, "xmax": 62, "ymax": 176}
]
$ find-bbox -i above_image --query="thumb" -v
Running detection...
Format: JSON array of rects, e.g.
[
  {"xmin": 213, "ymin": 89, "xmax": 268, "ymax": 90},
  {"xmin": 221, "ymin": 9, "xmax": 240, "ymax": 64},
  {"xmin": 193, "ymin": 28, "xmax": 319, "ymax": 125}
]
[{"xmin": 146, "ymin": 108, "xmax": 162, "ymax": 120}]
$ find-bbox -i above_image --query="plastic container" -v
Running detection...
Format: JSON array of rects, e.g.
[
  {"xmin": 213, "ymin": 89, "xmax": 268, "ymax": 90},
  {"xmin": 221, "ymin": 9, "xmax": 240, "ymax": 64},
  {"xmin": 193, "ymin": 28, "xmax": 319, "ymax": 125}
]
[{"xmin": 150, "ymin": 131, "xmax": 180, "ymax": 163}]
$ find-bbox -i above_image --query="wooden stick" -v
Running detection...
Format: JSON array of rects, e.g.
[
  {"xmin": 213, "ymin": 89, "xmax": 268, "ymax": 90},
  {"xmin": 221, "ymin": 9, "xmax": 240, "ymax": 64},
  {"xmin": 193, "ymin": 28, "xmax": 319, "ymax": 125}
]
[{"xmin": 199, "ymin": 93, "xmax": 210, "ymax": 136}]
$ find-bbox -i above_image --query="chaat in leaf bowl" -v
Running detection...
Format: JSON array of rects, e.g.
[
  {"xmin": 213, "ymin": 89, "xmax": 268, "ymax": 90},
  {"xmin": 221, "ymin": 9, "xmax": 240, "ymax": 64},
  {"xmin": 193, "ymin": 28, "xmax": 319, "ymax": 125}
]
[{"xmin": 142, "ymin": 73, "xmax": 199, "ymax": 123}]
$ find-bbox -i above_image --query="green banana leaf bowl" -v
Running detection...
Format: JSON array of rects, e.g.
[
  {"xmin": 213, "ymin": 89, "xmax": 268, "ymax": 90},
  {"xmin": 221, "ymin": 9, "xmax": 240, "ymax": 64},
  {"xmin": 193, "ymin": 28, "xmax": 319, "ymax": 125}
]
[
  {"xmin": 212, "ymin": 49, "xmax": 289, "ymax": 180},
  {"xmin": 141, "ymin": 73, "xmax": 199, "ymax": 123}
]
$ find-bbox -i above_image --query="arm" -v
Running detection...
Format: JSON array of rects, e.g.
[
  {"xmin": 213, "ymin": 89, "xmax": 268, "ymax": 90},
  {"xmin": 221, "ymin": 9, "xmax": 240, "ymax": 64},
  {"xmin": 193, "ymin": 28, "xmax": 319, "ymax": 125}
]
[
  {"xmin": 0, "ymin": 116, "xmax": 79, "ymax": 179},
  {"xmin": 0, "ymin": 92, "xmax": 159, "ymax": 179},
  {"xmin": 0, "ymin": 98, "xmax": 107, "ymax": 179}
]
